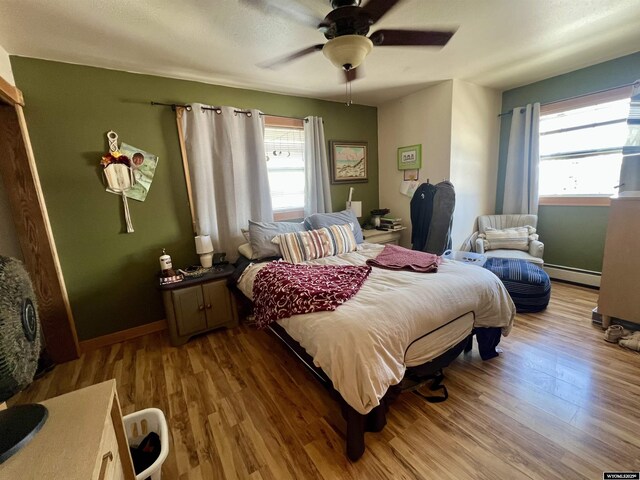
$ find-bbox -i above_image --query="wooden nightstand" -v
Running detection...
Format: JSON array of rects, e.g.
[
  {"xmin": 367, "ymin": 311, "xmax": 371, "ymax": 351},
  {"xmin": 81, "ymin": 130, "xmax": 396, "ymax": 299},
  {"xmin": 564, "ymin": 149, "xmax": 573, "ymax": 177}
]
[
  {"xmin": 160, "ymin": 264, "xmax": 238, "ymax": 346},
  {"xmin": 363, "ymin": 227, "xmax": 406, "ymax": 245}
]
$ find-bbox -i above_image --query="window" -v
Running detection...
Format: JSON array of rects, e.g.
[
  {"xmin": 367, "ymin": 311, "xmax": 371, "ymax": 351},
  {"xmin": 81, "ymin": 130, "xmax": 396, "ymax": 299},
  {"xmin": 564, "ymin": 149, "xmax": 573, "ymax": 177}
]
[
  {"xmin": 538, "ymin": 88, "xmax": 631, "ymax": 204},
  {"xmin": 263, "ymin": 116, "xmax": 305, "ymax": 220}
]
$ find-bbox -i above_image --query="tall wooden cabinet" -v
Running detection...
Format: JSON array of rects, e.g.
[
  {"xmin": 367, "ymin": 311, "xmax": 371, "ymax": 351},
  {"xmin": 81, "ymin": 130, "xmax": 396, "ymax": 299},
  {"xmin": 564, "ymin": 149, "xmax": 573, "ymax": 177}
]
[
  {"xmin": 0, "ymin": 74, "xmax": 80, "ymax": 362},
  {"xmin": 598, "ymin": 195, "xmax": 640, "ymax": 328}
]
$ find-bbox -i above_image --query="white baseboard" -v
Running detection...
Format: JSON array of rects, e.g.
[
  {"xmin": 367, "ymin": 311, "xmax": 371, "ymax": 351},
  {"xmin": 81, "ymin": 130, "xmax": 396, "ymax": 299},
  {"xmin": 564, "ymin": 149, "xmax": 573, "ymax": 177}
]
[{"xmin": 543, "ymin": 264, "xmax": 601, "ymax": 287}]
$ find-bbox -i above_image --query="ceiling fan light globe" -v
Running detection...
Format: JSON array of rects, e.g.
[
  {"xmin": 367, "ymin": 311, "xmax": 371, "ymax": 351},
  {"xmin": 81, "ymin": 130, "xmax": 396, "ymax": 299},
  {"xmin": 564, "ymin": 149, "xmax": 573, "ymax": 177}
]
[{"xmin": 322, "ymin": 35, "xmax": 373, "ymax": 70}]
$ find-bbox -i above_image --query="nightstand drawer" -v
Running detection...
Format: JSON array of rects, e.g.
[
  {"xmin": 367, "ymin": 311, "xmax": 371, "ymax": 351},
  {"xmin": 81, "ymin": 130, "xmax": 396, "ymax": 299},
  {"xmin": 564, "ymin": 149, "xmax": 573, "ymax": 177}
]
[
  {"xmin": 171, "ymin": 285, "xmax": 207, "ymax": 336},
  {"xmin": 363, "ymin": 228, "xmax": 405, "ymax": 245},
  {"xmin": 203, "ymin": 280, "xmax": 233, "ymax": 328}
]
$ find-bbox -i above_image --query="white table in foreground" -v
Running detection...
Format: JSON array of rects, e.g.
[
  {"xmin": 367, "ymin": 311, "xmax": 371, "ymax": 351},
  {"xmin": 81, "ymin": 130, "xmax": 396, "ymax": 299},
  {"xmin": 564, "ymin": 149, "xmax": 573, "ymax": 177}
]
[{"xmin": 1, "ymin": 380, "xmax": 135, "ymax": 480}]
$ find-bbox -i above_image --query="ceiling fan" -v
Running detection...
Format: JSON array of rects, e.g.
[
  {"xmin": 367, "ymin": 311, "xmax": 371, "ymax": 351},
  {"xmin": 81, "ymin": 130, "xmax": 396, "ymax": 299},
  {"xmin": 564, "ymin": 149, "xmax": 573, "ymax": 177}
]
[{"xmin": 247, "ymin": 0, "xmax": 456, "ymax": 82}]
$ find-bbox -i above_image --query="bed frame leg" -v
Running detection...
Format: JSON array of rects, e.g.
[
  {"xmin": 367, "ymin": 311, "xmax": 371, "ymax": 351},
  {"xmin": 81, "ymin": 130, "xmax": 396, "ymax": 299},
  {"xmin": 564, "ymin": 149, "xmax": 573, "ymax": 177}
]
[
  {"xmin": 345, "ymin": 406, "xmax": 366, "ymax": 461},
  {"xmin": 464, "ymin": 334, "xmax": 473, "ymax": 353},
  {"xmin": 341, "ymin": 397, "xmax": 390, "ymax": 461}
]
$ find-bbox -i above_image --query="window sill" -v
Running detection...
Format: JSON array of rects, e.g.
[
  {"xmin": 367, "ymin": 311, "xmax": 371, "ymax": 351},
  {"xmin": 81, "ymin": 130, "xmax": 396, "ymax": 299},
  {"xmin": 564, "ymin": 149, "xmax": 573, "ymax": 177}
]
[
  {"xmin": 274, "ymin": 208, "xmax": 305, "ymax": 221},
  {"xmin": 538, "ymin": 196, "xmax": 611, "ymax": 207}
]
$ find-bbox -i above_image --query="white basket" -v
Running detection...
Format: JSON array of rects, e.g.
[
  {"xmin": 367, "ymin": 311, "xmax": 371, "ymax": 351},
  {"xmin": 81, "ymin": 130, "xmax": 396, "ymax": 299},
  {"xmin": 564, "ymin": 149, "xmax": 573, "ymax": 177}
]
[
  {"xmin": 443, "ymin": 249, "xmax": 487, "ymax": 267},
  {"xmin": 123, "ymin": 408, "xmax": 169, "ymax": 480}
]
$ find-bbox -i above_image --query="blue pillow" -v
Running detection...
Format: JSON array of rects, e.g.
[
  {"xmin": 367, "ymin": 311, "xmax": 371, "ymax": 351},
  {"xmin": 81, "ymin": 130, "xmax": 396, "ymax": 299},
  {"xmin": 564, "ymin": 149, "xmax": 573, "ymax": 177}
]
[
  {"xmin": 248, "ymin": 220, "xmax": 306, "ymax": 259},
  {"xmin": 304, "ymin": 210, "xmax": 364, "ymax": 244}
]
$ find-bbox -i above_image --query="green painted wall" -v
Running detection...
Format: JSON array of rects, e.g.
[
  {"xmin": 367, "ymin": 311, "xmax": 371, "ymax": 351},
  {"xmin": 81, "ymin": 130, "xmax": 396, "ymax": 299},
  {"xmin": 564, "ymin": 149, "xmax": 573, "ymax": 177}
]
[
  {"xmin": 11, "ymin": 57, "xmax": 379, "ymax": 340},
  {"xmin": 496, "ymin": 51, "xmax": 640, "ymax": 272},
  {"xmin": 536, "ymin": 206, "xmax": 608, "ymax": 272}
]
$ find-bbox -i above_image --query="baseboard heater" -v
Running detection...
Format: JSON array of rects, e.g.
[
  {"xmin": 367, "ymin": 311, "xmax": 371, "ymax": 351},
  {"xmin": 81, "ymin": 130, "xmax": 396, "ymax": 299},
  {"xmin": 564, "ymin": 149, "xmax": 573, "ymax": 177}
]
[{"xmin": 543, "ymin": 264, "xmax": 601, "ymax": 287}]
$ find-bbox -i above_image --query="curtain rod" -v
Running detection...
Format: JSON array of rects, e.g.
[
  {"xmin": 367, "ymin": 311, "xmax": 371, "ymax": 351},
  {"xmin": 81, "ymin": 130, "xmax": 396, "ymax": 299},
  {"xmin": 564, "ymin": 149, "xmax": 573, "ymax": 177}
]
[
  {"xmin": 150, "ymin": 102, "xmax": 309, "ymax": 121},
  {"xmin": 260, "ymin": 113, "xmax": 309, "ymax": 122},
  {"xmin": 497, "ymin": 81, "xmax": 638, "ymax": 117},
  {"xmin": 150, "ymin": 101, "xmax": 192, "ymax": 111}
]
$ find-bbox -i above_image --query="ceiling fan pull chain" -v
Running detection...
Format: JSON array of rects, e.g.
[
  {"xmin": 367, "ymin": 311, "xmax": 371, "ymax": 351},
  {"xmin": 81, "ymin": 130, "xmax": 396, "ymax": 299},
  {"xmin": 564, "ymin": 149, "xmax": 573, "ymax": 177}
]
[{"xmin": 345, "ymin": 78, "xmax": 352, "ymax": 107}]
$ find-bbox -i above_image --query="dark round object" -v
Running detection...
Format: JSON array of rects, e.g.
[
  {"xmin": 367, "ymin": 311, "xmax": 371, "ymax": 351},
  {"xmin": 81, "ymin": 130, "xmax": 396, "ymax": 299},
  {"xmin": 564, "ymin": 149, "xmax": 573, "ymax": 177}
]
[
  {"xmin": 22, "ymin": 299, "xmax": 37, "ymax": 342},
  {"xmin": 0, "ymin": 404, "xmax": 48, "ymax": 464},
  {"xmin": 0, "ymin": 257, "xmax": 47, "ymax": 465},
  {"xmin": 0, "ymin": 256, "xmax": 41, "ymax": 403}
]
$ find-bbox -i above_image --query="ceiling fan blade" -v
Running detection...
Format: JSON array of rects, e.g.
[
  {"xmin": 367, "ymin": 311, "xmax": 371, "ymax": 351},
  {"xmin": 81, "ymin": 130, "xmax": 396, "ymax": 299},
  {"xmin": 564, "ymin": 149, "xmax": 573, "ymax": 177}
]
[
  {"xmin": 240, "ymin": 0, "xmax": 324, "ymax": 29},
  {"xmin": 369, "ymin": 29, "xmax": 455, "ymax": 47},
  {"xmin": 361, "ymin": 0, "xmax": 402, "ymax": 23},
  {"xmin": 257, "ymin": 44, "xmax": 324, "ymax": 69}
]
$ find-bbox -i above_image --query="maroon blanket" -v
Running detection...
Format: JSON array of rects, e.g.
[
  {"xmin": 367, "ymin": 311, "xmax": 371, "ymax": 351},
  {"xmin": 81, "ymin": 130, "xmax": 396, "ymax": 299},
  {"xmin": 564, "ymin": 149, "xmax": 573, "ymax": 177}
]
[
  {"xmin": 366, "ymin": 244, "xmax": 442, "ymax": 273},
  {"xmin": 252, "ymin": 261, "xmax": 371, "ymax": 329}
]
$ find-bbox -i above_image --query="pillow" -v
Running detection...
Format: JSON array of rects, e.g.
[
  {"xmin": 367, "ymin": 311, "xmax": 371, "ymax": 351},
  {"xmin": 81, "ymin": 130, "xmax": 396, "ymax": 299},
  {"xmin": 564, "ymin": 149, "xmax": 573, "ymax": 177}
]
[
  {"xmin": 241, "ymin": 228, "xmax": 251, "ymax": 242},
  {"xmin": 248, "ymin": 220, "xmax": 306, "ymax": 259},
  {"xmin": 479, "ymin": 226, "xmax": 533, "ymax": 251},
  {"xmin": 305, "ymin": 210, "xmax": 364, "ymax": 244},
  {"xmin": 273, "ymin": 228, "xmax": 335, "ymax": 263},
  {"xmin": 237, "ymin": 242, "xmax": 256, "ymax": 260},
  {"xmin": 326, "ymin": 224, "xmax": 358, "ymax": 255}
]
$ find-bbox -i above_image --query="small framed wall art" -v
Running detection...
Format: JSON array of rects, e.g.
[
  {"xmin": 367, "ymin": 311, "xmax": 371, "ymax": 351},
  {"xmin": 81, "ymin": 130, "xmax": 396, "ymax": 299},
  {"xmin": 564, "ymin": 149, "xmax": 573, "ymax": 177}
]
[
  {"xmin": 397, "ymin": 144, "xmax": 422, "ymax": 170},
  {"xmin": 330, "ymin": 140, "xmax": 368, "ymax": 184}
]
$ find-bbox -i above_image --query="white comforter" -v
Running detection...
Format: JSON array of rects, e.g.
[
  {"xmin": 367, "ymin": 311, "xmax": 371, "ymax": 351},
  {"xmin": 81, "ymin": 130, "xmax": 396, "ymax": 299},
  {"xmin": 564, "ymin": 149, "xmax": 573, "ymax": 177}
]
[{"xmin": 237, "ymin": 243, "xmax": 515, "ymax": 414}]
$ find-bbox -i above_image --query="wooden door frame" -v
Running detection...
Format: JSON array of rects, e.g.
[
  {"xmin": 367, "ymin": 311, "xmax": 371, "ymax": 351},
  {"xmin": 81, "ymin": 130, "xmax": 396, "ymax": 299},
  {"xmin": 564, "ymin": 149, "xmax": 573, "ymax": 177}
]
[{"xmin": 0, "ymin": 73, "xmax": 80, "ymax": 362}]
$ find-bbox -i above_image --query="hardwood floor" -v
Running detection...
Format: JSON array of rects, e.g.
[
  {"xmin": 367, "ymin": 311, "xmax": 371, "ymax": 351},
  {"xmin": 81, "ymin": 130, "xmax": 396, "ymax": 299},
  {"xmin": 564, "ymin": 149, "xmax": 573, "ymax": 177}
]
[{"xmin": 12, "ymin": 281, "xmax": 640, "ymax": 479}]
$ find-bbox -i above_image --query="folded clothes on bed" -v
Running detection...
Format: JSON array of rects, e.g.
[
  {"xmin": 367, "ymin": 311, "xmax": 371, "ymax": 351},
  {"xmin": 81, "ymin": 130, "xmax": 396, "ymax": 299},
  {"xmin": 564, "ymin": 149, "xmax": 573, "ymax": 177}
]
[
  {"xmin": 253, "ymin": 261, "xmax": 371, "ymax": 329},
  {"xmin": 366, "ymin": 244, "xmax": 442, "ymax": 273}
]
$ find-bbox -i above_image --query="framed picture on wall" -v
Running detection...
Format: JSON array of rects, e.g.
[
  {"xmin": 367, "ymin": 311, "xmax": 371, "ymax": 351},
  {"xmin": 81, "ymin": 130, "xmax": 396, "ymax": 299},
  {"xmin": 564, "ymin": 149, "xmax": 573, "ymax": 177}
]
[
  {"xmin": 329, "ymin": 140, "xmax": 368, "ymax": 184},
  {"xmin": 397, "ymin": 144, "xmax": 422, "ymax": 170}
]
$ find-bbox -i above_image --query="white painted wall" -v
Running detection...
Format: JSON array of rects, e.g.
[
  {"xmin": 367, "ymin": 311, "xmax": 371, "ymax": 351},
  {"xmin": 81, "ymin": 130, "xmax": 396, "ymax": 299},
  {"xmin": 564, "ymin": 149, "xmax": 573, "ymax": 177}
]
[
  {"xmin": 0, "ymin": 43, "xmax": 22, "ymax": 259},
  {"xmin": 449, "ymin": 80, "xmax": 502, "ymax": 248},
  {"xmin": 378, "ymin": 80, "xmax": 453, "ymax": 247},
  {"xmin": 0, "ymin": 44, "xmax": 14, "ymax": 85},
  {"xmin": 377, "ymin": 79, "xmax": 501, "ymax": 251}
]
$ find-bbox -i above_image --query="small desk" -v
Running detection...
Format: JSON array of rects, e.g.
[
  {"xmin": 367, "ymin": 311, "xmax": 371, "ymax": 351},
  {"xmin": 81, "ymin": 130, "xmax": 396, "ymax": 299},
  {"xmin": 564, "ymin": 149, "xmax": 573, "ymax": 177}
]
[
  {"xmin": 1, "ymin": 380, "xmax": 135, "ymax": 480},
  {"xmin": 363, "ymin": 227, "xmax": 406, "ymax": 245}
]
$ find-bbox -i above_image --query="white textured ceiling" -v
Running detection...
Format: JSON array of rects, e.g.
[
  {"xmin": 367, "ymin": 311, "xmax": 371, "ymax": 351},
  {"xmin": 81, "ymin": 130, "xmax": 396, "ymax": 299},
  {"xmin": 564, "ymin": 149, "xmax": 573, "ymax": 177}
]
[{"xmin": 0, "ymin": 0, "xmax": 639, "ymax": 105}]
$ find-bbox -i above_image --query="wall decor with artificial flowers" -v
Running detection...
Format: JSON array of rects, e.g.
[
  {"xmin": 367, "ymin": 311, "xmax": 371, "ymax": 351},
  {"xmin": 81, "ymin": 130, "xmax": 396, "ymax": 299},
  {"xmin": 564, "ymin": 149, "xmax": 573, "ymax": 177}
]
[{"xmin": 100, "ymin": 130, "xmax": 159, "ymax": 233}]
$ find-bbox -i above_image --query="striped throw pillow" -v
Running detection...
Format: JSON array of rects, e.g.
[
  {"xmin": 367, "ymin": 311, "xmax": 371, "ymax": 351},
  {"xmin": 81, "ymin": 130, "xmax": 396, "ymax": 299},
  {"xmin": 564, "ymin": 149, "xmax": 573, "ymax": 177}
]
[
  {"xmin": 273, "ymin": 228, "xmax": 335, "ymax": 263},
  {"xmin": 326, "ymin": 224, "xmax": 358, "ymax": 256},
  {"xmin": 480, "ymin": 226, "xmax": 531, "ymax": 251}
]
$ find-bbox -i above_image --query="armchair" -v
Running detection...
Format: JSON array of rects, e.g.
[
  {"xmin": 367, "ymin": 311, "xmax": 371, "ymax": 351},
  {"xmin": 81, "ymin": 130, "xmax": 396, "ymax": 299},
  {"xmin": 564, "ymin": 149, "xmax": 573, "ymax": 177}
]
[{"xmin": 473, "ymin": 214, "xmax": 544, "ymax": 265}]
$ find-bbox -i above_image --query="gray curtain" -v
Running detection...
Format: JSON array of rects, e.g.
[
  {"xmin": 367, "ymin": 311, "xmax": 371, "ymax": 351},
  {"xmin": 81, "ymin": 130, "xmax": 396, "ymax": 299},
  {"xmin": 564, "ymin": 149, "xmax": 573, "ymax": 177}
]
[
  {"xmin": 503, "ymin": 103, "xmax": 540, "ymax": 214},
  {"xmin": 304, "ymin": 116, "xmax": 332, "ymax": 216},
  {"xmin": 180, "ymin": 105, "xmax": 273, "ymax": 258}
]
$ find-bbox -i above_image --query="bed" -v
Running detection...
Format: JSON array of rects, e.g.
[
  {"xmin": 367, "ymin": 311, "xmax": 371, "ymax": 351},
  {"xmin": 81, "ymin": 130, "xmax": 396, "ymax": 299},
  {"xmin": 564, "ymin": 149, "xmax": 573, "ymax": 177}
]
[{"xmin": 234, "ymin": 242, "xmax": 515, "ymax": 460}]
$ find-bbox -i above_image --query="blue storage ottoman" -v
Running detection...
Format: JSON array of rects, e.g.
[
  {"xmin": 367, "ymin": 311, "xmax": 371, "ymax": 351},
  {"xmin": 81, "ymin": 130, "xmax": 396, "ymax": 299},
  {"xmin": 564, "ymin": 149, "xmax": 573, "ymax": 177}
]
[{"xmin": 483, "ymin": 258, "xmax": 551, "ymax": 313}]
